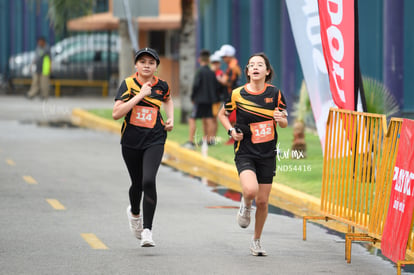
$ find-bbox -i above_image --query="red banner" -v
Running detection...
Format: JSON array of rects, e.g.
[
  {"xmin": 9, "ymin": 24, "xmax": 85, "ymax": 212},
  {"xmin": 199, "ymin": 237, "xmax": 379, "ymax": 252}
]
[
  {"xmin": 381, "ymin": 119, "xmax": 414, "ymax": 263},
  {"xmin": 318, "ymin": 0, "xmax": 355, "ymax": 110}
]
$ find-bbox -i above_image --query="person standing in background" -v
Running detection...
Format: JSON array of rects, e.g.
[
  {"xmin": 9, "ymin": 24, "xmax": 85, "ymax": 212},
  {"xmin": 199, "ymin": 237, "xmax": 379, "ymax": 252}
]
[
  {"xmin": 217, "ymin": 44, "xmax": 242, "ymax": 145},
  {"xmin": 27, "ymin": 37, "xmax": 51, "ymax": 100},
  {"xmin": 217, "ymin": 44, "xmax": 241, "ymax": 95},
  {"xmin": 183, "ymin": 49, "xmax": 220, "ymax": 149},
  {"xmin": 210, "ymin": 52, "xmax": 227, "ymax": 143}
]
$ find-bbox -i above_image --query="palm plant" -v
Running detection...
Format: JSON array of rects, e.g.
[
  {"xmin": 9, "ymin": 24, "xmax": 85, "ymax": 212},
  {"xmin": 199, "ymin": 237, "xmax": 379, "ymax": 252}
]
[
  {"xmin": 290, "ymin": 76, "xmax": 398, "ymax": 160},
  {"xmin": 47, "ymin": 0, "xmax": 93, "ymax": 37},
  {"xmin": 362, "ymin": 76, "xmax": 400, "ymax": 119},
  {"xmin": 357, "ymin": 77, "xmax": 400, "ymax": 182}
]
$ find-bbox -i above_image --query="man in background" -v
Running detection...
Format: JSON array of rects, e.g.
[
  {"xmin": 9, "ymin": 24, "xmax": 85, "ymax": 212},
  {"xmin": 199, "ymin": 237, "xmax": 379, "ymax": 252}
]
[
  {"xmin": 210, "ymin": 52, "xmax": 227, "ymax": 143},
  {"xmin": 183, "ymin": 49, "xmax": 220, "ymax": 149},
  {"xmin": 27, "ymin": 36, "xmax": 51, "ymax": 100}
]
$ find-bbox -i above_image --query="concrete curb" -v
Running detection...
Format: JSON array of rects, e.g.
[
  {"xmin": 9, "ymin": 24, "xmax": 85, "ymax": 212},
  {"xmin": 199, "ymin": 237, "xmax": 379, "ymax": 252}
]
[{"xmin": 71, "ymin": 108, "xmax": 120, "ymax": 134}]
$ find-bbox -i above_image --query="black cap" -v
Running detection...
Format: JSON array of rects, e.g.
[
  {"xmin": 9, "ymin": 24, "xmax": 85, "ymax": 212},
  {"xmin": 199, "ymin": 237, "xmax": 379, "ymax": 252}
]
[{"xmin": 134, "ymin": 48, "xmax": 160, "ymax": 65}]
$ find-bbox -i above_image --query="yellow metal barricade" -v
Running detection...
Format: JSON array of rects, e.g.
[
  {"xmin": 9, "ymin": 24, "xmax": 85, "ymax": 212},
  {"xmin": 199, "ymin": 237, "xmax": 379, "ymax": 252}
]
[
  {"xmin": 303, "ymin": 108, "xmax": 387, "ymax": 250},
  {"xmin": 368, "ymin": 118, "xmax": 402, "ymax": 239},
  {"xmin": 369, "ymin": 118, "xmax": 414, "ymax": 275},
  {"xmin": 371, "ymin": 118, "xmax": 414, "ymax": 275},
  {"xmin": 345, "ymin": 118, "xmax": 402, "ymax": 263},
  {"xmin": 306, "ymin": 113, "xmax": 414, "ymax": 272}
]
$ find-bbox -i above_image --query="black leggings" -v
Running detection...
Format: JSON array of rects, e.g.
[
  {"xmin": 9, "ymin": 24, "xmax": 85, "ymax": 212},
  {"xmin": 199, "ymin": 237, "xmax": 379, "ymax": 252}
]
[{"xmin": 122, "ymin": 145, "xmax": 164, "ymax": 230}]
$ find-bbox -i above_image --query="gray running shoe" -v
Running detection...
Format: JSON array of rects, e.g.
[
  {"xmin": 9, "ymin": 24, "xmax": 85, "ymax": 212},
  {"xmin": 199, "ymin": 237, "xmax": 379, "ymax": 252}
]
[
  {"xmin": 182, "ymin": 141, "xmax": 196, "ymax": 150},
  {"xmin": 250, "ymin": 238, "xmax": 267, "ymax": 256},
  {"xmin": 126, "ymin": 205, "xmax": 143, "ymax": 239},
  {"xmin": 237, "ymin": 198, "xmax": 251, "ymax": 228}
]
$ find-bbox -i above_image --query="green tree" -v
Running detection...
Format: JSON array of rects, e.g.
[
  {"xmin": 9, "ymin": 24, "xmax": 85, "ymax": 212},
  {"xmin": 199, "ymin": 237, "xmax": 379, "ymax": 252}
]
[
  {"xmin": 47, "ymin": 0, "xmax": 93, "ymax": 37},
  {"xmin": 179, "ymin": 0, "xmax": 196, "ymax": 123}
]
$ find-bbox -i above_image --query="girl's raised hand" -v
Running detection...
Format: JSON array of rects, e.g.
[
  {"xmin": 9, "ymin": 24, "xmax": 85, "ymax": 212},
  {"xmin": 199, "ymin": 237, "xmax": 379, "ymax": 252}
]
[{"xmin": 140, "ymin": 82, "xmax": 152, "ymax": 97}]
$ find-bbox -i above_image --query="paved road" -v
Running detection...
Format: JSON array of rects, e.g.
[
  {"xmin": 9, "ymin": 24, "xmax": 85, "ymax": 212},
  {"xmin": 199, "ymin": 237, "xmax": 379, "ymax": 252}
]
[{"xmin": 0, "ymin": 95, "xmax": 409, "ymax": 274}]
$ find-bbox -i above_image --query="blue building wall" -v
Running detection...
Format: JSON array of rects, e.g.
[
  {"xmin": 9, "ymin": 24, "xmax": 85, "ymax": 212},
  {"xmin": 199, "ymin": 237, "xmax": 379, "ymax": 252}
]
[
  {"xmin": 197, "ymin": 0, "xmax": 414, "ymax": 116},
  {"xmin": 0, "ymin": 0, "xmax": 10, "ymax": 74},
  {"xmin": 0, "ymin": 0, "xmax": 54, "ymax": 77},
  {"xmin": 263, "ymin": 0, "xmax": 282, "ymax": 83},
  {"xmin": 404, "ymin": 0, "xmax": 414, "ymax": 113},
  {"xmin": 358, "ymin": 0, "xmax": 383, "ymax": 81},
  {"xmin": 198, "ymin": 0, "xmax": 285, "ymax": 84},
  {"xmin": 0, "ymin": 0, "xmax": 108, "ymax": 79}
]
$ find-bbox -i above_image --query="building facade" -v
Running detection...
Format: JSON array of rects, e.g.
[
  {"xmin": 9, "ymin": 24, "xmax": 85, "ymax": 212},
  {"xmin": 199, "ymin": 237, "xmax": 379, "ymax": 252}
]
[{"xmin": 2, "ymin": 0, "xmax": 413, "ymax": 117}]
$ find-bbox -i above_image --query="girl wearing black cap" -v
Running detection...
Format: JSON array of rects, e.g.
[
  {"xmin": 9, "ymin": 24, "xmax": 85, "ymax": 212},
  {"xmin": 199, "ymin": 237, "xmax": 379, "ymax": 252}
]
[{"xmin": 112, "ymin": 48, "xmax": 174, "ymax": 247}]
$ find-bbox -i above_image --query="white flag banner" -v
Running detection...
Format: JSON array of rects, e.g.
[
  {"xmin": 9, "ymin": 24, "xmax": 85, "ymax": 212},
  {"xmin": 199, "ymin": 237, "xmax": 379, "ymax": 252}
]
[{"xmin": 285, "ymin": 0, "xmax": 336, "ymax": 152}]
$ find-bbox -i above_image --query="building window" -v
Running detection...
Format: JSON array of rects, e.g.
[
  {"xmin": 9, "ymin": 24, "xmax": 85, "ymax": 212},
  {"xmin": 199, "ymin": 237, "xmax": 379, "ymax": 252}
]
[
  {"xmin": 148, "ymin": 30, "xmax": 179, "ymax": 59},
  {"xmin": 149, "ymin": 31, "xmax": 166, "ymax": 56}
]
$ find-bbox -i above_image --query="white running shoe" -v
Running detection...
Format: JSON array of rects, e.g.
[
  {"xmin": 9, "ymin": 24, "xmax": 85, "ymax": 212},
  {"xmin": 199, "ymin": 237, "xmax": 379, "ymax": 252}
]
[
  {"xmin": 237, "ymin": 198, "xmax": 251, "ymax": 228},
  {"xmin": 141, "ymin": 228, "xmax": 155, "ymax": 247},
  {"xmin": 126, "ymin": 205, "xmax": 143, "ymax": 239},
  {"xmin": 250, "ymin": 238, "xmax": 267, "ymax": 256}
]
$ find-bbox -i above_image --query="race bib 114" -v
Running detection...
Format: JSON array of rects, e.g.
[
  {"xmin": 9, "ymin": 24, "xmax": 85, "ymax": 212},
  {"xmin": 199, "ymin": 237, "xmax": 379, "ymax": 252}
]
[{"xmin": 130, "ymin": 106, "xmax": 157, "ymax": 128}]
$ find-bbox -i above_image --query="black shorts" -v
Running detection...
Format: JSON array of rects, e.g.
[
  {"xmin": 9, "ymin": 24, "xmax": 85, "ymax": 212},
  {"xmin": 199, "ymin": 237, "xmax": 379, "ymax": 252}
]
[
  {"xmin": 191, "ymin": 103, "xmax": 213, "ymax": 118},
  {"xmin": 235, "ymin": 156, "xmax": 276, "ymax": 184}
]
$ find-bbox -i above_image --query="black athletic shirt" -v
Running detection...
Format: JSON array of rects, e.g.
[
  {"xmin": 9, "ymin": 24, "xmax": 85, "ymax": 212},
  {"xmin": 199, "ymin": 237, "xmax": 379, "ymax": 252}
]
[
  {"xmin": 191, "ymin": 65, "xmax": 220, "ymax": 104},
  {"xmin": 114, "ymin": 73, "xmax": 170, "ymax": 149},
  {"xmin": 224, "ymin": 83, "xmax": 287, "ymax": 159}
]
